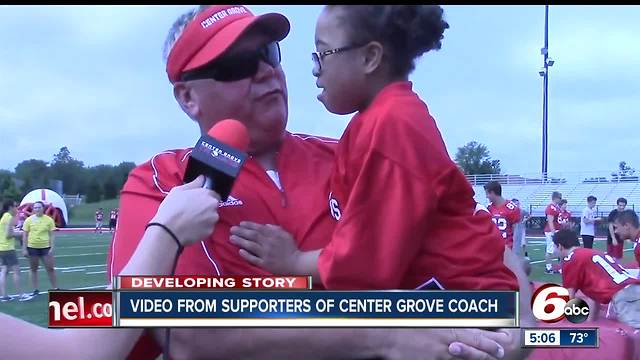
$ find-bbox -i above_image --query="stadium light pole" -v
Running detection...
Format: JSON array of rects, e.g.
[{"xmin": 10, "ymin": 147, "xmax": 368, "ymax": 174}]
[{"xmin": 539, "ymin": 5, "xmax": 554, "ymax": 181}]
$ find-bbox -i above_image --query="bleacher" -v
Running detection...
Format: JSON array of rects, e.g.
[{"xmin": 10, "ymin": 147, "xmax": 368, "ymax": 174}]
[{"xmin": 467, "ymin": 172, "xmax": 640, "ymax": 216}]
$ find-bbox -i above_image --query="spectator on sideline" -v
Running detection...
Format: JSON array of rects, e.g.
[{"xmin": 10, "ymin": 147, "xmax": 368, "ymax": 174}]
[
  {"xmin": 22, "ymin": 201, "xmax": 57, "ymax": 296},
  {"xmin": 607, "ymin": 197, "xmax": 627, "ymax": 260},
  {"xmin": 580, "ymin": 195, "xmax": 601, "ymax": 249},
  {"xmin": 0, "ymin": 200, "xmax": 31, "ymax": 302}
]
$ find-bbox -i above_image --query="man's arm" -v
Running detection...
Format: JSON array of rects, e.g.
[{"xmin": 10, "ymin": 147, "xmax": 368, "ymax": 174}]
[
  {"xmin": 21, "ymin": 227, "xmax": 28, "ymax": 256},
  {"xmin": 582, "ymin": 210, "xmax": 594, "ymax": 224},
  {"xmin": 165, "ymin": 327, "xmax": 507, "ymax": 360},
  {"xmin": 546, "ymin": 214, "xmax": 555, "ymax": 232},
  {"xmin": 6, "ymin": 217, "xmax": 18, "ymax": 239},
  {"xmin": 609, "ymin": 223, "xmax": 618, "ymax": 246},
  {"xmin": 49, "ymin": 219, "xmax": 56, "ymax": 253}
]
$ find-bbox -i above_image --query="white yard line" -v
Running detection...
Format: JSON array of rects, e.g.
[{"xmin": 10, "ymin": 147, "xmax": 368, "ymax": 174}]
[
  {"xmin": 56, "ymin": 245, "xmax": 109, "ymax": 250},
  {"xmin": 86, "ymin": 270, "xmax": 107, "ymax": 275},
  {"xmin": 8, "ymin": 284, "xmax": 107, "ymax": 298},
  {"xmin": 19, "ymin": 264, "xmax": 106, "ymax": 271}
]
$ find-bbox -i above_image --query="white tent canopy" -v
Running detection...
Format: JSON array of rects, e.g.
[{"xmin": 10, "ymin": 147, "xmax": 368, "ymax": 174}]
[{"xmin": 20, "ymin": 189, "xmax": 69, "ymax": 225}]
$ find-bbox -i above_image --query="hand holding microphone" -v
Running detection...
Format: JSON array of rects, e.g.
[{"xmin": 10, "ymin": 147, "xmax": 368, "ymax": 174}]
[
  {"xmin": 151, "ymin": 176, "xmax": 221, "ymax": 246},
  {"xmin": 183, "ymin": 119, "xmax": 250, "ymax": 201}
]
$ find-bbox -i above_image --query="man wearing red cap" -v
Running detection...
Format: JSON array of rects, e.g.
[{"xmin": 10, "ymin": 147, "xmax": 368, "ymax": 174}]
[{"xmin": 108, "ymin": 5, "xmax": 521, "ymax": 360}]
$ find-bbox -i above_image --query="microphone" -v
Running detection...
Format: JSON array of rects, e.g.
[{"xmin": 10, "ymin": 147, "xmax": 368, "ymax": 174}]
[{"xmin": 183, "ymin": 119, "xmax": 250, "ymax": 201}]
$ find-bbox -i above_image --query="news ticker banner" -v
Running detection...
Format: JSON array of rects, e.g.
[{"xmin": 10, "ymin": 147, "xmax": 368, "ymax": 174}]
[
  {"xmin": 49, "ymin": 276, "xmax": 518, "ymax": 328},
  {"xmin": 522, "ymin": 328, "xmax": 599, "ymax": 348}
]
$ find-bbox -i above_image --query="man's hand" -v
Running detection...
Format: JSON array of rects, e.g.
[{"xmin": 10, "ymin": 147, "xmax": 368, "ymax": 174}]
[
  {"xmin": 385, "ymin": 328, "xmax": 508, "ymax": 360},
  {"xmin": 150, "ymin": 176, "xmax": 221, "ymax": 246},
  {"xmin": 230, "ymin": 222, "xmax": 301, "ymax": 274},
  {"xmin": 161, "ymin": 327, "xmax": 511, "ymax": 360}
]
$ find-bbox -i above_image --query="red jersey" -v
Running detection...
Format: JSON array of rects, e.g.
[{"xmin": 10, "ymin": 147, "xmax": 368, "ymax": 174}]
[
  {"xmin": 562, "ymin": 247, "xmax": 640, "ymax": 304},
  {"xmin": 317, "ymin": 81, "xmax": 518, "ymax": 291},
  {"xmin": 487, "ymin": 200, "xmax": 521, "ymax": 248},
  {"xmin": 544, "ymin": 203, "xmax": 561, "ymax": 232},
  {"xmin": 558, "ymin": 210, "xmax": 571, "ymax": 229}
]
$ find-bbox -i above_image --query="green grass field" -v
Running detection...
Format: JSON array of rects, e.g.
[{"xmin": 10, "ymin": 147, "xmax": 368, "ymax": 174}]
[
  {"xmin": 0, "ymin": 233, "xmax": 636, "ymax": 328},
  {"xmin": 68, "ymin": 199, "xmax": 120, "ymax": 225}
]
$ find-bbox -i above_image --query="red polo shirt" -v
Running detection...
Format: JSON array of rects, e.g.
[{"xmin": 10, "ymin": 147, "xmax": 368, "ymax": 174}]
[{"xmin": 107, "ymin": 132, "xmax": 337, "ymax": 359}]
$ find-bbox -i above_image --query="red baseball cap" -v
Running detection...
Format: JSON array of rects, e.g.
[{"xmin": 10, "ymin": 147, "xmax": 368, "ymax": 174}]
[{"xmin": 166, "ymin": 5, "xmax": 290, "ymax": 83}]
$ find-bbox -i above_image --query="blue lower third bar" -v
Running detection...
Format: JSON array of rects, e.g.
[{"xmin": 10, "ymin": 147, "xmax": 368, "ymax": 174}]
[{"xmin": 116, "ymin": 290, "xmax": 518, "ymax": 328}]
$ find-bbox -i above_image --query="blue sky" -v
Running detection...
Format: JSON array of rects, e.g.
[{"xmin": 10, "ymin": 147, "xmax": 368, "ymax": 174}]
[{"xmin": 1, "ymin": 5, "xmax": 639, "ymax": 177}]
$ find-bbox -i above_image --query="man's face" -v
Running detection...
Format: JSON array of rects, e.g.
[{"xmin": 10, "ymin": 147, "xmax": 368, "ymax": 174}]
[
  {"xmin": 555, "ymin": 244, "xmax": 564, "ymax": 257},
  {"xmin": 175, "ymin": 29, "xmax": 289, "ymax": 156},
  {"xmin": 553, "ymin": 197, "xmax": 561, "ymax": 204},
  {"xmin": 588, "ymin": 200, "xmax": 596, "ymax": 209},
  {"xmin": 484, "ymin": 190, "xmax": 497, "ymax": 203},
  {"xmin": 614, "ymin": 220, "xmax": 633, "ymax": 240},
  {"xmin": 560, "ymin": 203, "xmax": 567, "ymax": 211},
  {"xmin": 618, "ymin": 202, "xmax": 627, "ymax": 212}
]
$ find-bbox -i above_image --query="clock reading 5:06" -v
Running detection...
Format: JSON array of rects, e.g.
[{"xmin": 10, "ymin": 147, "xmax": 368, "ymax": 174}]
[
  {"xmin": 524, "ymin": 329, "xmax": 560, "ymax": 346},
  {"xmin": 522, "ymin": 328, "xmax": 599, "ymax": 348}
]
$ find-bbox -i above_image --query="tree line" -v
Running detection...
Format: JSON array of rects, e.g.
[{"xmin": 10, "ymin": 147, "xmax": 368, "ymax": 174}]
[
  {"xmin": 453, "ymin": 141, "xmax": 633, "ymax": 179},
  {"xmin": 0, "ymin": 147, "xmax": 136, "ymax": 204}
]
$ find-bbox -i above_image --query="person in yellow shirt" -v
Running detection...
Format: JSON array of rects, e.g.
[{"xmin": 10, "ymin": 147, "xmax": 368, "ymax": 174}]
[
  {"xmin": 0, "ymin": 200, "xmax": 31, "ymax": 301},
  {"xmin": 21, "ymin": 201, "xmax": 58, "ymax": 296}
]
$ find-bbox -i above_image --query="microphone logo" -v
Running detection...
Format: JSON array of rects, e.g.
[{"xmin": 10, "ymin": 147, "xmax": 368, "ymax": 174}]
[{"xmin": 198, "ymin": 140, "xmax": 242, "ymax": 168}]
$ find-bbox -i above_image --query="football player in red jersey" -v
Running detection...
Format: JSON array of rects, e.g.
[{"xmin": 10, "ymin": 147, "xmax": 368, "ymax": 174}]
[
  {"xmin": 484, "ymin": 181, "xmax": 521, "ymax": 249},
  {"xmin": 557, "ymin": 199, "xmax": 572, "ymax": 230},
  {"xmin": 613, "ymin": 209, "xmax": 640, "ymax": 269},
  {"xmin": 544, "ymin": 191, "xmax": 563, "ymax": 274},
  {"xmin": 554, "ymin": 229, "xmax": 640, "ymax": 329}
]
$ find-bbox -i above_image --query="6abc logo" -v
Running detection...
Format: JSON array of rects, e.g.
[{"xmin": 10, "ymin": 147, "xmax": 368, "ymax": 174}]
[{"xmin": 531, "ymin": 283, "xmax": 590, "ymax": 324}]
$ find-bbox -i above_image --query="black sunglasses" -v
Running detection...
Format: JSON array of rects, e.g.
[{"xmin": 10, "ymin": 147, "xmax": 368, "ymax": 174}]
[{"xmin": 181, "ymin": 41, "xmax": 281, "ymax": 83}]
